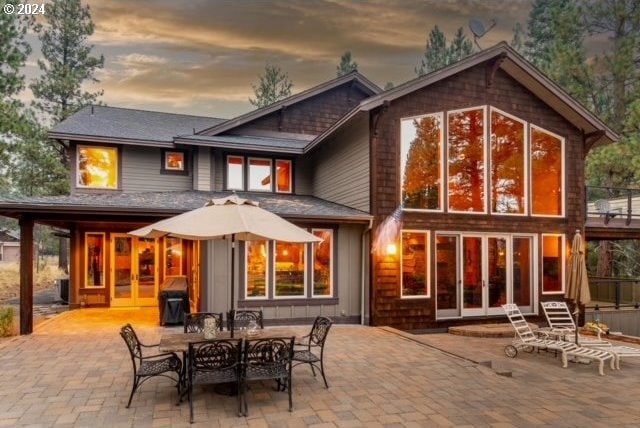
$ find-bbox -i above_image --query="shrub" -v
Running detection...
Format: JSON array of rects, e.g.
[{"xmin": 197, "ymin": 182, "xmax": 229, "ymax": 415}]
[{"xmin": 0, "ymin": 306, "xmax": 14, "ymax": 337}]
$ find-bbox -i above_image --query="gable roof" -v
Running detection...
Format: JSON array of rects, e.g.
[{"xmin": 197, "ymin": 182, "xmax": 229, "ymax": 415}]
[
  {"xmin": 354, "ymin": 42, "xmax": 617, "ymax": 148},
  {"xmin": 196, "ymin": 71, "xmax": 382, "ymax": 137},
  {"xmin": 49, "ymin": 105, "xmax": 226, "ymax": 147}
]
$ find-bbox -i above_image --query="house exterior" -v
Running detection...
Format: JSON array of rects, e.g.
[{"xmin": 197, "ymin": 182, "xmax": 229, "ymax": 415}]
[
  {"xmin": 0, "ymin": 42, "xmax": 618, "ymax": 334},
  {"xmin": 0, "ymin": 230, "xmax": 20, "ymax": 262}
]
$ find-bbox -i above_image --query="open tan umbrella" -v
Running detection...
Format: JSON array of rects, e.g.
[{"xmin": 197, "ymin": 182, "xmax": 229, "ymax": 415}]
[
  {"xmin": 130, "ymin": 194, "xmax": 321, "ymax": 333},
  {"xmin": 565, "ymin": 230, "xmax": 591, "ymax": 344}
]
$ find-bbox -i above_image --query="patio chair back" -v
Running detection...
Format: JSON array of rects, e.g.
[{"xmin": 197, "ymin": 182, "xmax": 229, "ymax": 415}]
[
  {"xmin": 292, "ymin": 316, "xmax": 333, "ymax": 388},
  {"xmin": 228, "ymin": 309, "xmax": 264, "ymax": 332},
  {"xmin": 502, "ymin": 303, "xmax": 537, "ymax": 343},
  {"xmin": 540, "ymin": 301, "xmax": 575, "ymax": 332},
  {"xmin": 184, "ymin": 312, "xmax": 224, "ymax": 333}
]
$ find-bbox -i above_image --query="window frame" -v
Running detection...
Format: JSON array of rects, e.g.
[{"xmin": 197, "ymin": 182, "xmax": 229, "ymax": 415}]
[
  {"xmin": 247, "ymin": 157, "xmax": 273, "ymax": 192},
  {"xmin": 275, "ymin": 159, "xmax": 293, "ymax": 194},
  {"xmin": 401, "ymin": 230, "xmax": 431, "ymax": 299},
  {"xmin": 164, "ymin": 237, "xmax": 182, "ymax": 277},
  {"xmin": 76, "ymin": 145, "xmax": 119, "ymax": 190},
  {"xmin": 161, "ymin": 149, "xmax": 189, "ymax": 175},
  {"xmin": 446, "ymin": 105, "xmax": 488, "ymax": 215},
  {"xmin": 541, "ymin": 233, "xmax": 566, "ymax": 294},
  {"xmin": 226, "ymin": 155, "xmax": 245, "ymax": 191},
  {"xmin": 529, "ymin": 124, "xmax": 566, "ymax": 218},
  {"xmin": 400, "ymin": 112, "xmax": 445, "ymax": 212},
  {"xmin": 489, "ymin": 107, "xmax": 528, "ymax": 216},
  {"xmin": 84, "ymin": 232, "xmax": 106, "ymax": 289},
  {"xmin": 244, "ymin": 240, "xmax": 269, "ymax": 300},
  {"xmin": 311, "ymin": 229, "xmax": 333, "ymax": 298}
]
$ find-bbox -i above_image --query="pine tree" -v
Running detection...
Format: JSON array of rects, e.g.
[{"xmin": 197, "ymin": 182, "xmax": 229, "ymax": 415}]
[
  {"xmin": 415, "ymin": 26, "xmax": 474, "ymax": 76},
  {"xmin": 336, "ymin": 51, "xmax": 358, "ymax": 76},
  {"xmin": 30, "ymin": 0, "xmax": 104, "ymax": 125},
  {"xmin": 249, "ymin": 64, "xmax": 294, "ymax": 108}
]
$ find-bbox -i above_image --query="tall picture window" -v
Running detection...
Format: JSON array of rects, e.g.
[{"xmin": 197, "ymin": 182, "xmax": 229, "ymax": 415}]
[
  {"xmin": 275, "ymin": 242, "xmax": 306, "ymax": 297},
  {"xmin": 227, "ymin": 155, "xmax": 244, "ymax": 190},
  {"xmin": 531, "ymin": 126, "xmax": 564, "ymax": 216},
  {"xmin": 542, "ymin": 234, "xmax": 565, "ymax": 293},
  {"xmin": 401, "ymin": 113, "xmax": 443, "ymax": 210},
  {"xmin": 490, "ymin": 108, "xmax": 526, "ymax": 214},
  {"xmin": 401, "ymin": 231, "xmax": 429, "ymax": 298},
  {"xmin": 85, "ymin": 233, "xmax": 105, "ymax": 288},
  {"xmin": 246, "ymin": 241, "xmax": 268, "ymax": 298},
  {"xmin": 248, "ymin": 158, "xmax": 272, "ymax": 191},
  {"xmin": 77, "ymin": 146, "xmax": 118, "ymax": 189},
  {"xmin": 164, "ymin": 237, "xmax": 182, "ymax": 276},
  {"xmin": 276, "ymin": 160, "xmax": 292, "ymax": 193},
  {"xmin": 312, "ymin": 229, "xmax": 333, "ymax": 297},
  {"xmin": 448, "ymin": 107, "xmax": 486, "ymax": 213}
]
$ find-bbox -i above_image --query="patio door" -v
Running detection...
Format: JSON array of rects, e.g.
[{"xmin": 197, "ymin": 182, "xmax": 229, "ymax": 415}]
[{"xmin": 111, "ymin": 234, "xmax": 159, "ymax": 307}]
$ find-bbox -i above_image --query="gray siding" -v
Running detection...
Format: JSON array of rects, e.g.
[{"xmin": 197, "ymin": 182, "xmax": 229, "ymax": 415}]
[
  {"xmin": 213, "ymin": 149, "xmax": 224, "ymax": 191},
  {"xmin": 308, "ymin": 114, "xmax": 370, "ymax": 211},
  {"xmin": 294, "ymin": 156, "xmax": 313, "ymax": 195},
  {"xmin": 194, "ymin": 147, "xmax": 212, "ymax": 191},
  {"xmin": 122, "ymin": 146, "xmax": 192, "ymax": 192}
]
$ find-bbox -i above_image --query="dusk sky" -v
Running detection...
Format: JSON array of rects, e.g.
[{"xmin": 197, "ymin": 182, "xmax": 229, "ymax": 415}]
[{"xmin": 25, "ymin": 0, "xmax": 533, "ymax": 119}]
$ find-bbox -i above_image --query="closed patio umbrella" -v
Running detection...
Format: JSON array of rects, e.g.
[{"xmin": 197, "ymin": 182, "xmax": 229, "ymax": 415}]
[
  {"xmin": 565, "ymin": 230, "xmax": 591, "ymax": 344},
  {"xmin": 129, "ymin": 194, "xmax": 321, "ymax": 334}
]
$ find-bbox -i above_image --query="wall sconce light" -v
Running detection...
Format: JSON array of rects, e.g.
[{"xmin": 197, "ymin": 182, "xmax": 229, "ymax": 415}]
[{"xmin": 386, "ymin": 243, "xmax": 397, "ymax": 256}]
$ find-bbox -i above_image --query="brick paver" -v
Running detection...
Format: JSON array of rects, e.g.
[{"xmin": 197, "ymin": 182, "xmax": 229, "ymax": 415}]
[{"xmin": 1, "ymin": 309, "xmax": 640, "ymax": 427}]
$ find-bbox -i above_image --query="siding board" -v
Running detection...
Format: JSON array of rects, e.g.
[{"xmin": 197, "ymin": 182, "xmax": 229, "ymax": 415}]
[{"xmin": 122, "ymin": 146, "xmax": 192, "ymax": 192}]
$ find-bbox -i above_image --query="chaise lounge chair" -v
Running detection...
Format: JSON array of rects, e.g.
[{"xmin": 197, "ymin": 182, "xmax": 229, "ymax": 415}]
[{"xmin": 502, "ymin": 303, "xmax": 614, "ymax": 375}]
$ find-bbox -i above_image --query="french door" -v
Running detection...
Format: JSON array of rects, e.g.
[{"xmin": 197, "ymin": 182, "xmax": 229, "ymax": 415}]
[
  {"xmin": 111, "ymin": 234, "xmax": 159, "ymax": 307},
  {"xmin": 436, "ymin": 232, "xmax": 535, "ymax": 318}
]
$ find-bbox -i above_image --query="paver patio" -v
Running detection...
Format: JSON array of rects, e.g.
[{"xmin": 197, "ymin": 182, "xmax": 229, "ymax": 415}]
[{"xmin": 1, "ymin": 309, "xmax": 640, "ymax": 427}]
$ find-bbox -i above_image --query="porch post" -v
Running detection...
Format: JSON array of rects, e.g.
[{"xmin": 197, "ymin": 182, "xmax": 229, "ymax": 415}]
[{"xmin": 19, "ymin": 216, "xmax": 34, "ymax": 335}]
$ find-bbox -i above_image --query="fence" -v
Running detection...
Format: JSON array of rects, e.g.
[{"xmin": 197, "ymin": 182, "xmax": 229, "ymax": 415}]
[{"xmin": 586, "ymin": 186, "xmax": 640, "ymax": 225}]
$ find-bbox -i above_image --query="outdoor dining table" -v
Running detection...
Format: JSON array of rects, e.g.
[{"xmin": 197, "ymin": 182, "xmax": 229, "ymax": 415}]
[{"xmin": 158, "ymin": 328, "xmax": 298, "ymax": 353}]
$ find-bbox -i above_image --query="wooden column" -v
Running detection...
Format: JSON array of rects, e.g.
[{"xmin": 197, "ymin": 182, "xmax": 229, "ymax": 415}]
[{"xmin": 19, "ymin": 216, "xmax": 34, "ymax": 335}]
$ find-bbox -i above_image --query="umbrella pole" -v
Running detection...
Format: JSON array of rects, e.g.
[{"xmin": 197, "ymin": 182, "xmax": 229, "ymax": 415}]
[{"xmin": 230, "ymin": 234, "xmax": 235, "ymax": 338}]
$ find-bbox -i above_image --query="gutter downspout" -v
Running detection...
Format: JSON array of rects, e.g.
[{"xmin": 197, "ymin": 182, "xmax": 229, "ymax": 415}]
[{"xmin": 361, "ymin": 218, "xmax": 373, "ymax": 325}]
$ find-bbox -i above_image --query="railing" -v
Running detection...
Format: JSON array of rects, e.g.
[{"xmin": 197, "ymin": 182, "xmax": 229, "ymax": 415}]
[
  {"xmin": 585, "ymin": 186, "xmax": 640, "ymax": 225},
  {"xmin": 588, "ymin": 276, "xmax": 640, "ymax": 309}
]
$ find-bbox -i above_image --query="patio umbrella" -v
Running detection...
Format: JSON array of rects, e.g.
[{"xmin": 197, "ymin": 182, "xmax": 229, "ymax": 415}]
[
  {"xmin": 564, "ymin": 230, "xmax": 591, "ymax": 344},
  {"xmin": 129, "ymin": 194, "xmax": 321, "ymax": 334}
]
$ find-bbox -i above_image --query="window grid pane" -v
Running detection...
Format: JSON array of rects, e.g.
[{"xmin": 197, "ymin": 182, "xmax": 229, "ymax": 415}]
[
  {"xmin": 248, "ymin": 158, "xmax": 272, "ymax": 191},
  {"xmin": 246, "ymin": 241, "xmax": 268, "ymax": 298},
  {"xmin": 77, "ymin": 146, "xmax": 118, "ymax": 189},
  {"xmin": 275, "ymin": 242, "xmax": 305, "ymax": 297},
  {"xmin": 531, "ymin": 128, "xmax": 563, "ymax": 216},
  {"xmin": 401, "ymin": 232, "xmax": 428, "ymax": 297},
  {"xmin": 490, "ymin": 110, "xmax": 525, "ymax": 214},
  {"xmin": 227, "ymin": 156, "xmax": 244, "ymax": 190},
  {"xmin": 276, "ymin": 160, "xmax": 292, "ymax": 193},
  {"xmin": 312, "ymin": 230, "xmax": 332, "ymax": 296}
]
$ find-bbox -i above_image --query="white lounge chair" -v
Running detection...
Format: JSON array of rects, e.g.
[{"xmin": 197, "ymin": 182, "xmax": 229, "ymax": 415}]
[
  {"xmin": 541, "ymin": 301, "xmax": 640, "ymax": 369},
  {"xmin": 502, "ymin": 303, "xmax": 614, "ymax": 375}
]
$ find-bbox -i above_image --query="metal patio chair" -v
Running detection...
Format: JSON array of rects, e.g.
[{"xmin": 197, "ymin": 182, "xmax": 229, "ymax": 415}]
[
  {"xmin": 292, "ymin": 316, "xmax": 333, "ymax": 388},
  {"xmin": 184, "ymin": 312, "xmax": 224, "ymax": 333},
  {"xmin": 228, "ymin": 309, "xmax": 264, "ymax": 332},
  {"xmin": 120, "ymin": 324, "xmax": 182, "ymax": 408}
]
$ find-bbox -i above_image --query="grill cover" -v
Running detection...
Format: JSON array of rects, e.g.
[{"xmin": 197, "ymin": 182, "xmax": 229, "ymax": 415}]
[{"xmin": 158, "ymin": 276, "xmax": 190, "ymax": 325}]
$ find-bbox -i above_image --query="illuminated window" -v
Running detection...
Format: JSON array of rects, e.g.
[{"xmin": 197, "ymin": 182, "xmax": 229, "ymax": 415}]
[
  {"xmin": 77, "ymin": 146, "xmax": 118, "ymax": 189},
  {"xmin": 312, "ymin": 229, "xmax": 332, "ymax": 297},
  {"xmin": 164, "ymin": 151, "xmax": 185, "ymax": 171},
  {"xmin": 531, "ymin": 126, "xmax": 564, "ymax": 216},
  {"xmin": 542, "ymin": 234, "xmax": 565, "ymax": 293},
  {"xmin": 246, "ymin": 241, "xmax": 268, "ymax": 298},
  {"xmin": 401, "ymin": 113, "xmax": 443, "ymax": 210},
  {"xmin": 164, "ymin": 237, "xmax": 182, "ymax": 276},
  {"xmin": 227, "ymin": 155, "xmax": 244, "ymax": 190},
  {"xmin": 275, "ymin": 242, "xmax": 306, "ymax": 297},
  {"xmin": 248, "ymin": 158, "xmax": 272, "ymax": 191},
  {"xmin": 401, "ymin": 231, "xmax": 429, "ymax": 298},
  {"xmin": 85, "ymin": 233, "xmax": 105, "ymax": 288},
  {"xmin": 276, "ymin": 160, "xmax": 292, "ymax": 193},
  {"xmin": 448, "ymin": 107, "xmax": 486, "ymax": 213},
  {"xmin": 490, "ymin": 108, "xmax": 526, "ymax": 214}
]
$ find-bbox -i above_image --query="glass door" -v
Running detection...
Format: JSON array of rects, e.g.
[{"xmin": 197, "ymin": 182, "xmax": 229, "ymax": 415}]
[
  {"xmin": 436, "ymin": 235, "xmax": 460, "ymax": 319},
  {"xmin": 111, "ymin": 234, "xmax": 158, "ymax": 307},
  {"xmin": 462, "ymin": 236, "xmax": 484, "ymax": 316}
]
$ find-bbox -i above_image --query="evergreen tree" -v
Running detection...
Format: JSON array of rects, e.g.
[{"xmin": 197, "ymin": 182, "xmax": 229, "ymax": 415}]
[
  {"xmin": 336, "ymin": 51, "xmax": 358, "ymax": 76},
  {"xmin": 511, "ymin": 22, "xmax": 525, "ymax": 54},
  {"xmin": 30, "ymin": 0, "xmax": 104, "ymax": 126},
  {"xmin": 415, "ymin": 26, "xmax": 474, "ymax": 76},
  {"xmin": 249, "ymin": 64, "xmax": 294, "ymax": 108}
]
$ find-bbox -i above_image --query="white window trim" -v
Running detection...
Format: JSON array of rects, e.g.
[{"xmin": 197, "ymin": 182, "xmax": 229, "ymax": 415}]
[
  {"xmin": 489, "ymin": 107, "xmax": 529, "ymax": 216},
  {"xmin": 399, "ymin": 112, "xmax": 445, "ymax": 213},
  {"xmin": 76, "ymin": 145, "xmax": 118, "ymax": 190},
  {"xmin": 84, "ymin": 232, "xmax": 106, "ymax": 289},
  {"xmin": 226, "ymin": 155, "xmax": 245, "ymax": 190},
  {"xmin": 447, "ymin": 105, "xmax": 488, "ymax": 214},
  {"xmin": 244, "ymin": 241, "xmax": 269, "ymax": 300},
  {"xmin": 274, "ymin": 241, "xmax": 307, "ymax": 299},
  {"xmin": 541, "ymin": 233, "xmax": 566, "ymax": 294},
  {"xmin": 529, "ymin": 124, "xmax": 566, "ymax": 218},
  {"xmin": 275, "ymin": 159, "xmax": 293, "ymax": 194},
  {"xmin": 311, "ymin": 229, "xmax": 333, "ymax": 298},
  {"xmin": 248, "ymin": 157, "xmax": 273, "ymax": 192},
  {"xmin": 400, "ymin": 229, "xmax": 430, "ymax": 299}
]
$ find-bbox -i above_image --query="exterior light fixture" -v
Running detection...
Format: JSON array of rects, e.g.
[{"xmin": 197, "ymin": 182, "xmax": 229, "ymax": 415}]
[{"xmin": 386, "ymin": 243, "xmax": 397, "ymax": 256}]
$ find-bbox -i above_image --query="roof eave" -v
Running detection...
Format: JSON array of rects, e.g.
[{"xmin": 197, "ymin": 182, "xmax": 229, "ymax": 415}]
[
  {"xmin": 174, "ymin": 137, "xmax": 304, "ymax": 154},
  {"xmin": 48, "ymin": 132, "xmax": 174, "ymax": 148}
]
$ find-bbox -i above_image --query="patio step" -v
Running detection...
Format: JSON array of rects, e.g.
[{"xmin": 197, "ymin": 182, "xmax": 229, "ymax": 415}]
[{"xmin": 448, "ymin": 323, "xmax": 538, "ymax": 338}]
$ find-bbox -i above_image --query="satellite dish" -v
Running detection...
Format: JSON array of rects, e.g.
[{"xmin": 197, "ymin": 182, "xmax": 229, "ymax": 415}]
[{"xmin": 469, "ymin": 19, "xmax": 497, "ymax": 50}]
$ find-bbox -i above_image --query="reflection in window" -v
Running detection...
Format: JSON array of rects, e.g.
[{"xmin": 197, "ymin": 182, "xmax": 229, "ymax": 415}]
[
  {"xmin": 312, "ymin": 229, "xmax": 332, "ymax": 296},
  {"xmin": 227, "ymin": 156, "xmax": 244, "ymax": 190},
  {"xmin": 85, "ymin": 233, "xmax": 105, "ymax": 287},
  {"xmin": 276, "ymin": 160, "xmax": 292, "ymax": 193},
  {"xmin": 448, "ymin": 108, "xmax": 485, "ymax": 212},
  {"xmin": 246, "ymin": 241, "xmax": 268, "ymax": 298},
  {"xmin": 164, "ymin": 151, "xmax": 185, "ymax": 171},
  {"xmin": 165, "ymin": 237, "xmax": 182, "ymax": 276},
  {"xmin": 77, "ymin": 146, "xmax": 118, "ymax": 189},
  {"xmin": 542, "ymin": 234, "xmax": 564, "ymax": 293},
  {"xmin": 512, "ymin": 236, "xmax": 532, "ymax": 306},
  {"xmin": 248, "ymin": 158, "xmax": 272, "ymax": 191},
  {"xmin": 436, "ymin": 235, "xmax": 458, "ymax": 310},
  {"xmin": 275, "ymin": 242, "xmax": 305, "ymax": 297},
  {"xmin": 401, "ymin": 113, "xmax": 443, "ymax": 210},
  {"xmin": 491, "ymin": 110, "xmax": 525, "ymax": 214},
  {"xmin": 401, "ymin": 231, "xmax": 429, "ymax": 298},
  {"xmin": 531, "ymin": 127, "xmax": 563, "ymax": 216}
]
